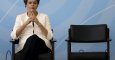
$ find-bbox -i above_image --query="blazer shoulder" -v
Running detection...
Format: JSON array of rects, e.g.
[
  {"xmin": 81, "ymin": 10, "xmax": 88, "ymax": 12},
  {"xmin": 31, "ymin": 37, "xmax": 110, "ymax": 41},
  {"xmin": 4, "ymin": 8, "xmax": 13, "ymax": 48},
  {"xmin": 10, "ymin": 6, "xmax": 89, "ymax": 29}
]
[
  {"xmin": 39, "ymin": 12, "xmax": 48, "ymax": 17},
  {"xmin": 16, "ymin": 13, "xmax": 26, "ymax": 17}
]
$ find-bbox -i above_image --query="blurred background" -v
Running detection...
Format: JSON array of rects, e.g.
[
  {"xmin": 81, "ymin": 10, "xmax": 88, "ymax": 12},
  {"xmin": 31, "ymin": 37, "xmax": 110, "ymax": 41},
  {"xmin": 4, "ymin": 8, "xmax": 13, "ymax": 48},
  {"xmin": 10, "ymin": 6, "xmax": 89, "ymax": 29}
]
[{"xmin": 0, "ymin": 0, "xmax": 115, "ymax": 60}]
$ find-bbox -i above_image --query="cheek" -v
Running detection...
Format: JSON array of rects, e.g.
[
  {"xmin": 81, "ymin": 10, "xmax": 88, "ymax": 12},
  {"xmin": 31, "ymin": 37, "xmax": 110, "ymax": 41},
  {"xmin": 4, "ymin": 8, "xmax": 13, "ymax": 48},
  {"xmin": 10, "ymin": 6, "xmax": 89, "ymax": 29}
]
[
  {"xmin": 26, "ymin": 5, "xmax": 31, "ymax": 8},
  {"xmin": 35, "ymin": 6, "xmax": 38, "ymax": 9},
  {"xmin": 35, "ymin": 5, "xmax": 38, "ymax": 8}
]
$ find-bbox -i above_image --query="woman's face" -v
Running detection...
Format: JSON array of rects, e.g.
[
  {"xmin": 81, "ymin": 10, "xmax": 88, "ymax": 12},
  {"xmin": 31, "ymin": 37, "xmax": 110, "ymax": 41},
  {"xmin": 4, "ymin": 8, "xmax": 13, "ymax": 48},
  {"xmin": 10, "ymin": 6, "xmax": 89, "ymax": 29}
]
[{"xmin": 26, "ymin": 0, "xmax": 38, "ymax": 12}]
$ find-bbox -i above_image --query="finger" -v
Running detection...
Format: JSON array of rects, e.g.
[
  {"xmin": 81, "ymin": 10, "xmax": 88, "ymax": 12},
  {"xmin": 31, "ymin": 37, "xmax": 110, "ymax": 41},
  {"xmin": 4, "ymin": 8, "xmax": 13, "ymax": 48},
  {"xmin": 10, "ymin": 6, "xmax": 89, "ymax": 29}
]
[
  {"xmin": 32, "ymin": 11, "xmax": 36, "ymax": 16},
  {"xmin": 30, "ymin": 11, "xmax": 33, "ymax": 16}
]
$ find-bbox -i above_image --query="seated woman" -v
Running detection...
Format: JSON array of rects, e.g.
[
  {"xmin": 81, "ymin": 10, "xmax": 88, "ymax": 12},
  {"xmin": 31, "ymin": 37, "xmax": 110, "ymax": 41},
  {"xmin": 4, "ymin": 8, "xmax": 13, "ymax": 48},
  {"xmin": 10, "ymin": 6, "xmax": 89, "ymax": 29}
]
[{"xmin": 11, "ymin": 0, "xmax": 53, "ymax": 60}]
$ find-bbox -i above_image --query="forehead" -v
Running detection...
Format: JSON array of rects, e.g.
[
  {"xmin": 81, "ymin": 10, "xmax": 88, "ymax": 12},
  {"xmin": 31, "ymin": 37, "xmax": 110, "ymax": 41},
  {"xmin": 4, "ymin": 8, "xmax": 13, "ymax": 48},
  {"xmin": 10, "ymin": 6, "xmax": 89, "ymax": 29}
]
[{"xmin": 27, "ymin": 0, "xmax": 37, "ymax": 2}]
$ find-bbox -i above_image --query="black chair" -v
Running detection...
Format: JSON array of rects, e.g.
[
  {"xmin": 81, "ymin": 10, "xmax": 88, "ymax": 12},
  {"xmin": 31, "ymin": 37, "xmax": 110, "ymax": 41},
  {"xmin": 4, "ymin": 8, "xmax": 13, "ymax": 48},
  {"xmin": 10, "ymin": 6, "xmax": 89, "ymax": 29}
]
[
  {"xmin": 10, "ymin": 37, "xmax": 56, "ymax": 60},
  {"xmin": 66, "ymin": 24, "xmax": 111, "ymax": 60}
]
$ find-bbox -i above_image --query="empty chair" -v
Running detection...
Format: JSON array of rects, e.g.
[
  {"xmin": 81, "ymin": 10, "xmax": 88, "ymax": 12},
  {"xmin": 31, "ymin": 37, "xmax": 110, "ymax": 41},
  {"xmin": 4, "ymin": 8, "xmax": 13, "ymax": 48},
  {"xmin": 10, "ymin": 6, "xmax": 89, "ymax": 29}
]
[{"xmin": 66, "ymin": 24, "xmax": 111, "ymax": 60}]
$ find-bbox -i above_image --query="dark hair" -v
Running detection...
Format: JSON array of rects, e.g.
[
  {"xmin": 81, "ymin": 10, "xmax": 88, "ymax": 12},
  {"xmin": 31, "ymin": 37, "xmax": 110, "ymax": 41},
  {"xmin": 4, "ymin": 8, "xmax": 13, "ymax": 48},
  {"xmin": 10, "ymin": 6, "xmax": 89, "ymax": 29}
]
[{"xmin": 24, "ymin": 0, "xmax": 40, "ymax": 5}]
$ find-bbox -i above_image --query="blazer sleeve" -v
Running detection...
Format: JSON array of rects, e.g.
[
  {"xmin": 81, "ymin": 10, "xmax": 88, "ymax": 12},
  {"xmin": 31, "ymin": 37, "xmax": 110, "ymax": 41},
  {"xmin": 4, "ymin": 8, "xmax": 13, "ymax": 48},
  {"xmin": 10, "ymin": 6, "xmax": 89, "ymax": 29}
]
[
  {"xmin": 11, "ymin": 15, "xmax": 22, "ymax": 40},
  {"xmin": 45, "ymin": 15, "xmax": 53, "ymax": 40}
]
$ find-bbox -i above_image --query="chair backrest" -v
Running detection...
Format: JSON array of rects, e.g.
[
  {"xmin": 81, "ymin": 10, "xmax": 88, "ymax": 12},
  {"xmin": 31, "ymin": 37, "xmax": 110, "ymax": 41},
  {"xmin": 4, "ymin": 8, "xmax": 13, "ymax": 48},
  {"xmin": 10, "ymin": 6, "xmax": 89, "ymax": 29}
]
[{"xmin": 69, "ymin": 24, "xmax": 108, "ymax": 42}]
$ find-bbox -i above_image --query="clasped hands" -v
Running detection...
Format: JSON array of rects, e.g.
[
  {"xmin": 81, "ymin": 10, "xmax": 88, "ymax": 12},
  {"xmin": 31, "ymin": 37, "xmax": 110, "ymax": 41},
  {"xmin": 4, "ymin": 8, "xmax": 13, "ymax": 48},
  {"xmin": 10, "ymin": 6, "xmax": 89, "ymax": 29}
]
[
  {"xmin": 27, "ymin": 11, "xmax": 48, "ymax": 38},
  {"xmin": 27, "ymin": 11, "xmax": 38, "ymax": 24}
]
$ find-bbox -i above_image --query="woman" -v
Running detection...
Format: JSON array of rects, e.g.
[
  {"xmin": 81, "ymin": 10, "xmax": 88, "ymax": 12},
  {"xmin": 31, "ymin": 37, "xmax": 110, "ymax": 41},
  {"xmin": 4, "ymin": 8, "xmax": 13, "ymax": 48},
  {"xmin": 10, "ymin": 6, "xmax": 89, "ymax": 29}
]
[{"xmin": 11, "ymin": 0, "xmax": 53, "ymax": 60}]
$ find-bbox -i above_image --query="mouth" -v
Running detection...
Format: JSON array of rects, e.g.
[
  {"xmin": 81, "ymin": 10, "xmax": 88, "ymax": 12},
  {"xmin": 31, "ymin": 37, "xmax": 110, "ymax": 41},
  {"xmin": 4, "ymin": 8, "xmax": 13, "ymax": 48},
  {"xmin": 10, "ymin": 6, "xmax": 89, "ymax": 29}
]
[
  {"xmin": 31, "ymin": 7, "xmax": 35, "ymax": 9},
  {"xmin": 30, "ymin": 8, "xmax": 35, "ymax": 11},
  {"xmin": 31, "ymin": 8, "xmax": 35, "ymax": 9}
]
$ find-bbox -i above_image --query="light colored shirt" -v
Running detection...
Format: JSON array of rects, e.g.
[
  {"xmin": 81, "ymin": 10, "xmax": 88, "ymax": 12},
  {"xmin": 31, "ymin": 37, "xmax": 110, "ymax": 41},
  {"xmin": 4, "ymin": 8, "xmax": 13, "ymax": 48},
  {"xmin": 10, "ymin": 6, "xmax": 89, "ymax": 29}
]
[{"xmin": 11, "ymin": 12, "xmax": 53, "ymax": 53}]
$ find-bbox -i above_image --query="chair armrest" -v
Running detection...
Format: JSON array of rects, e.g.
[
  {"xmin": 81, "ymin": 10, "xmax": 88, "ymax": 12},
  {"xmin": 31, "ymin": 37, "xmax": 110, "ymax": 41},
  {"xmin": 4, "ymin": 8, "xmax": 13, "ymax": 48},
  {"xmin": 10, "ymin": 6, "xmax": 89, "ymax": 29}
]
[
  {"xmin": 10, "ymin": 40, "xmax": 15, "ymax": 44},
  {"xmin": 10, "ymin": 39, "xmax": 19, "ymax": 44},
  {"xmin": 50, "ymin": 38, "xmax": 56, "ymax": 49},
  {"xmin": 65, "ymin": 40, "xmax": 70, "ymax": 42},
  {"xmin": 109, "ymin": 39, "xmax": 112, "ymax": 41},
  {"xmin": 50, "ymin": 38, "xmax": 56, "ymax": 43},
  {"xmin": 50, "ymin": 40, "xmax": 56, "ymax": 43}
]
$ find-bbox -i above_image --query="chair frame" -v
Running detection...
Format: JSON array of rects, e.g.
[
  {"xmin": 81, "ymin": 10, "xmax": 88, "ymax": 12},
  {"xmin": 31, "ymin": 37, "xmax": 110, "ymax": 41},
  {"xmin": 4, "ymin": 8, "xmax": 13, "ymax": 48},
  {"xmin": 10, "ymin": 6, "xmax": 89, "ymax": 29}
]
[
  {"xmin": 66, "ymin": 24, "xmax": 111, "ymax": 60},
  {"xmin": 10, "ymin": 39, "xmax": 56, "ymax": 60}
]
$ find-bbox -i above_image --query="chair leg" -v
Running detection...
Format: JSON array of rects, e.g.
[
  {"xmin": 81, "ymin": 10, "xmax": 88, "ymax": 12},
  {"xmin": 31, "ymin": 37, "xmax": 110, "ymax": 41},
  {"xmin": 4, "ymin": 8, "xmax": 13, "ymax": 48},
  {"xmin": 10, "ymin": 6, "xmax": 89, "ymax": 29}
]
[
  {"xmin": 51, "ymin": 42, "xmax": 55, "ymax": 60},
  {"xmin": 51, "ymin": 52, "xmax": 54, "ymax": 60},
  {"xmin": 107, "ymin": 40, "xmax": 110, "ymax": 60},
  {"xmin": 12, "ymin": 43, "xmax": 15, "ymax": 60},
  {"xmin": 67, "ymin": 42, "xmax": 71, "ymax": 60}
]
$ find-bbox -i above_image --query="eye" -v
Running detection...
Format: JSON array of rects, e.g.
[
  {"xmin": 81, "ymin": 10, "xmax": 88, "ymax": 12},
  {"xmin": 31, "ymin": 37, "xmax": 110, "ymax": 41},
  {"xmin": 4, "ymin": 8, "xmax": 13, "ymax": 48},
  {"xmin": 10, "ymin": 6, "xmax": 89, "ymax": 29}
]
[
  {"xmin": 33, "ymin": 2, "xmax": 37, "ymax": 4},
  {"xmin": 29, "ymin": 2, "xmax": 32, "ymax": 4}
]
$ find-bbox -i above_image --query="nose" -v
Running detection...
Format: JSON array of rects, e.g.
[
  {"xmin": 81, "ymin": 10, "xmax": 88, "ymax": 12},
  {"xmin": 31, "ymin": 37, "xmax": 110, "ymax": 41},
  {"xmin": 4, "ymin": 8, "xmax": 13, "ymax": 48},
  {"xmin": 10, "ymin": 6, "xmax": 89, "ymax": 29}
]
[{"xmin": 30, "ymin": 3, "xmax": 35, "ymax": 6}]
